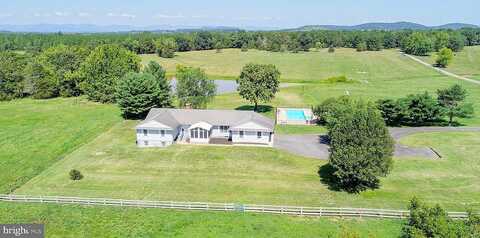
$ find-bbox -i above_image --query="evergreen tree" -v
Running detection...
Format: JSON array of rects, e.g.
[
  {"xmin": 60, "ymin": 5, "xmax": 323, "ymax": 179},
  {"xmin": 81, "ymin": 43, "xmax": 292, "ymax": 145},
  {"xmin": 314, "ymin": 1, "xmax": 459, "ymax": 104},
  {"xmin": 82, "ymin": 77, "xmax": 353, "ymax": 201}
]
[
  {"xmin": 437, "ymin": 84, "xmax": 474, "ymax": 126},
  {"xmin": 116, "ymin": 72, "xmax": 172, "ymax": 119}
]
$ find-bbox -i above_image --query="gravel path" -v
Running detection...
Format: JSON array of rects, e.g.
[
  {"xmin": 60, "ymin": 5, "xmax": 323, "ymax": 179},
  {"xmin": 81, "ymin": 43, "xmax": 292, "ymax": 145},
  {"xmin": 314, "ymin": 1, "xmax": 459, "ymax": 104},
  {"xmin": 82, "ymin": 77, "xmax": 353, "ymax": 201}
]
[
  {"xmin": 403, "ymin": 54, "xmax": 480, "ymax": 85},
  {"xmin": 274, "ymin": 127, "xmax": 480, "ymax": 160}
]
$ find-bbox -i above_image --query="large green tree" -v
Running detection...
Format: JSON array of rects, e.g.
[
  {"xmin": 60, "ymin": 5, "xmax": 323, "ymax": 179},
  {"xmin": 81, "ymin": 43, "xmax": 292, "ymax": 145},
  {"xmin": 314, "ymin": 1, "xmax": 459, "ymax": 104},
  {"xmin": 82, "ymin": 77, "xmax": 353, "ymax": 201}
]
[
  {"xmin": 143, "ymin": 61, "xmax": 172, "ymax": 107},
  {"xmin": 176, "ymin": 66, "xmax": 216, "ymax": 109},
  {"xmin": 237, "ymin": 63, "xmax": 280, "ymax": 112},
  {"xmin": 116, "ymin": 72, "xmax": 172, "ymax": 119},
  {"xmin": 435, "ymin": 47, "xmax": 454, "ymax": 68},
  {"xmin": 327, "ymin": 98, "xmax": 394, "ymax": 193},
  {"xmin": 26, "ymin": 60, "xmax": 58, "ymax": 99},
  {"xmin": 402, "ymin": 32, "xmax": 433, "ymax": 56},
  {"xmin": 37, "ymin": 45, "xmax": 89, "ymax": 97},
  {"xmin": 0, "ymin": 52, "xmax": 26, "ymax": 100},
  {"xmin": 437, "ymin": 84, "xmax": 474, "ymax": 126},
  {"xmin": 78, "ymin": 44, "xmax": 141, "ymax": 103},
  {"xmin": 155, "ymin": 38, "xmax": 177, "ymax": 58}
]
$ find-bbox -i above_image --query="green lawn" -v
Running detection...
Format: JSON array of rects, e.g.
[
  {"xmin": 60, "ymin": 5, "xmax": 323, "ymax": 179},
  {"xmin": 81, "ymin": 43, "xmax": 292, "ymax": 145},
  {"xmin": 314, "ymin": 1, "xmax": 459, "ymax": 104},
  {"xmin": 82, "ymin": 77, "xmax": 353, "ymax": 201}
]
[
  {"xmin": 419, "ymin": 46, "xmax": 480, "ymax": 81},
  {"xmin": 148, "ymin": 48, "xmax": 480, "ymax": 126},
  {"xmin": 15, "ymin": 121, "xmax": 480, "ymax": 211},
  {"xmin": 0, "ymin": 202, "xmax": 402, "ymax": 238},
  {"xmin": 0, "ymin": 98, "xmax": 121, "ymax": 193},
  {"xmin": 142, "ymin": 48, "xmax": 440, "ymax": 83}
]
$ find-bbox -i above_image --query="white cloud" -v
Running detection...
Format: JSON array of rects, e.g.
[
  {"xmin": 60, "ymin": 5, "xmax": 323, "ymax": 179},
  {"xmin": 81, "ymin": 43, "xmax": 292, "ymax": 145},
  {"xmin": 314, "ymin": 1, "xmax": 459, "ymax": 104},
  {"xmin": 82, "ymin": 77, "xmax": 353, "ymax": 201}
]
[
  {"xmin": 153, "ymin": 13, "xmax": 185, "ymax": 19},
  {"xmin": 107, "ymin": 13, "xmax": 136, "ymax": 19},
  {"xmin": 77, "ymin": 12, "xmax": 90, "ymax": 17},
  {"xmin": 54, "ymin": 11, "xmax": 70, "ymax": 17},
  {"xmin": 33, "ymin": 12, "xmax": 52, "ymax": 17}
]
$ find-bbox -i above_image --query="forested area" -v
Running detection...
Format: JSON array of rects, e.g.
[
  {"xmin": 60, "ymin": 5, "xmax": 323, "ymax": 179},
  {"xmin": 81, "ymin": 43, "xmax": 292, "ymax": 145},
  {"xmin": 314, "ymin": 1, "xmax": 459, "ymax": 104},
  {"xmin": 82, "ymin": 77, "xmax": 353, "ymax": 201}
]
[
  {"xmin": 1, "ymin": 28, "xmax": 480, "ymax": 102},
  {"xmin": 1, "ymin": 28, "xmax": 480, "ymax": 54}
]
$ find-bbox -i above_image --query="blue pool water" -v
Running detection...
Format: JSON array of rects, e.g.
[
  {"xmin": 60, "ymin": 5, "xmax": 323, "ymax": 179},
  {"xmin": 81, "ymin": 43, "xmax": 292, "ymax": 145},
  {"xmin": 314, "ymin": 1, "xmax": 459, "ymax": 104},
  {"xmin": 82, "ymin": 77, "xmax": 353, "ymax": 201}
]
[{"xmin": 286, "ymin": 109, "xmax": 307, "ymax": 120}]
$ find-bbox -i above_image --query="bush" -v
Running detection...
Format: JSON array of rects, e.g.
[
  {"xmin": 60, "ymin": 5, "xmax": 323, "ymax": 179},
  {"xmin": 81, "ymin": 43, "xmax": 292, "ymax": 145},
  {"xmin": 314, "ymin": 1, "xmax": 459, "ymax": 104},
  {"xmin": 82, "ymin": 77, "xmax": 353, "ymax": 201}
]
[
  {"xmin": 356, "ymin": 42, "xmax": 367, "ymax": 52},
  {"xmin": 327, "ymin": 98, "xmax": 394, "ymax": 193},
  {"xmin": 435, "ymin": 47, "xmax": 454, "ymax": 68},
  {"xmin": 328, "ymin": 46, "xmax": 335, "ymax": 53},
  {"xmin": 377, "ymin": 91, "xmax": 445, "ymax": 126},
  {"xmin": 402, "ymin": 197, "xmax": 480, "ymax": 238},
  {"xmin": 324, "ymin": 76, "xmax": 352, "ymax": 84},
  {"xmin": 69, "ymin": 169, "xmax": 83, "ymax": 181}
]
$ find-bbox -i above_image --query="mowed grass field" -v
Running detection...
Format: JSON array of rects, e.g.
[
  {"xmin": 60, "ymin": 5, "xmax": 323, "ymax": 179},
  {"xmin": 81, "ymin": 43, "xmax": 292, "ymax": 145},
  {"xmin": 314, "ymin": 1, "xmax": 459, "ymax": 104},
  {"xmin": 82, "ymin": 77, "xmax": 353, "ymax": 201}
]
[
  {"xmin": 419, "ymin": 46, "xmax": 480, "ymax": 81},
  {"xmin": 146, "ymin": 48, "xmax": 480, "ymax": 125},
  {"xmin": 0, "ymin": 202, "xmax": 402, "ymax": 238},
  {"xmin": 0, "ymin": 98, "xmax": 121, "ymax": 193},
  {"xmin": 16, "ymin": 121, "xmax": 480, "ymax": 211},
  {"xmin": 142, "ymin": 48, "xmax": 441, "ymax": 83}
]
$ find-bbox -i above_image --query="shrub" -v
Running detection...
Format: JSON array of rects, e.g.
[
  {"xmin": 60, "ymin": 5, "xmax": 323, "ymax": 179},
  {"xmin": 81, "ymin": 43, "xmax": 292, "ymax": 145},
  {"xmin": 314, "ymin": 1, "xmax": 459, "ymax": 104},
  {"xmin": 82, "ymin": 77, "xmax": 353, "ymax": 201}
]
[
  {"xmin": 356, "ymin": 42, "xmax": 367, "ymax": 52},
  {"xmin": 328, "ymin": 46, "xmax": 335, "ymax": 53},
  {"xmin": 376, "ymin": 99, "xmax": 408, "ymax": 126},
  {"xmin": 435, "ymin": 47, "xmax": 454, "ymax": 68},
  {"xmin": 402, "ymin": 197, "xmax": 480, "ymax": 238},
  {"xmin": 324, "ymin": 76, "xmax": 352, "ymax": 84},
  {"xmin": 69, "ymin": 169, "xmax": 83, "ymax": 181},
  {"xmin": 327, "ymin": 98, "xmax": 394, "ymax": 193}
]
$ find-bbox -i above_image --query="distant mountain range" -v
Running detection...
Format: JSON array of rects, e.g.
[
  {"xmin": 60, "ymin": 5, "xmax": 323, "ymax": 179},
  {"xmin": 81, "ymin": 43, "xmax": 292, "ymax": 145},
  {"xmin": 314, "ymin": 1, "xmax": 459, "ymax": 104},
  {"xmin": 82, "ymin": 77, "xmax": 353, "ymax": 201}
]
[
  {"xmin": 0, "ymin": 22, "xmax": 477, "ymax": 33},
  {"xmin": 286, "ymin": 22, "xmax": 479, "ymax": 31},
  {"xmin": 0, "ymin": 24, "xmax": 243, "ymax": 33}
]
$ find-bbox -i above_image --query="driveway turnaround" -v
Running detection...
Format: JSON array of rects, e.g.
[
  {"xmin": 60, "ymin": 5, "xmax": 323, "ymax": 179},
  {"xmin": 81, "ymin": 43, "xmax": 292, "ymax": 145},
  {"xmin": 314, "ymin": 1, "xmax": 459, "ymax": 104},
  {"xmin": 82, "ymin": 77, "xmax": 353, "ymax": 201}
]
[{"xmin": 274, "ymin": 127, "xmax": 480, "ymax": 160}]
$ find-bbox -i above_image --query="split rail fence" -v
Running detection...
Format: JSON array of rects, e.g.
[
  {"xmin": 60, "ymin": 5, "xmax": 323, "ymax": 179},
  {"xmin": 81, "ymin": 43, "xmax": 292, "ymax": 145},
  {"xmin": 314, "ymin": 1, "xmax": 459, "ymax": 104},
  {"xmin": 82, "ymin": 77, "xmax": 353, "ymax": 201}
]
[{"xmin": 0, "ymin": 194, "xmax": 471, "ymax": 219}]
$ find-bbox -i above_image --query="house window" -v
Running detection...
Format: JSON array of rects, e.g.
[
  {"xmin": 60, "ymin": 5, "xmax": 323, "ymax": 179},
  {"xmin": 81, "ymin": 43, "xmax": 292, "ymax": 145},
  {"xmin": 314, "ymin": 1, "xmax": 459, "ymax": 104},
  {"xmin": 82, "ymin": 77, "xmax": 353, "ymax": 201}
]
[
  {"xmin": 239, "ymin": 131, "xmax": 244, "ymax": 138},
  {"xmin": 190, "ymin": 128, "xmax": 209, "ymax": 139},
  {"xmin": 160, "ymin": 130, "xmax": 165, "ymax": 137},
  {"xmin": 257, "ymin": 131, "xmax": 262, "ymax": 139},
  {"xmin": 220, "ymin": 126, "xmax": 229, "ymax": 133},
  {"xmin": 143, "ymin": 129, "xmax": 148, "ymax": 136}
]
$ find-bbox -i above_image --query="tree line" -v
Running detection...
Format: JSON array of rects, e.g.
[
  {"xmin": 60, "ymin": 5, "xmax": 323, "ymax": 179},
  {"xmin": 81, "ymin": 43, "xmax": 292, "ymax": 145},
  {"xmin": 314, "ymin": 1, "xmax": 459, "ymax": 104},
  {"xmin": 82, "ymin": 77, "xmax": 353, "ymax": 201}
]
[{"xmin": 1, "ymin": 28, "xmax": 480, "ymax": 56}]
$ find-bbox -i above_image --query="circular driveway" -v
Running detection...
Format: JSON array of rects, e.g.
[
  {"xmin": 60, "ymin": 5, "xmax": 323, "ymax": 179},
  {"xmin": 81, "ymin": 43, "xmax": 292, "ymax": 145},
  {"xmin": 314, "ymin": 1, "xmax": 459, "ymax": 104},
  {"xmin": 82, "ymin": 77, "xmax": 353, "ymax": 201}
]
[{"xmin": 274, "ymin": 127, "xmax": 480, "ymax": 160}]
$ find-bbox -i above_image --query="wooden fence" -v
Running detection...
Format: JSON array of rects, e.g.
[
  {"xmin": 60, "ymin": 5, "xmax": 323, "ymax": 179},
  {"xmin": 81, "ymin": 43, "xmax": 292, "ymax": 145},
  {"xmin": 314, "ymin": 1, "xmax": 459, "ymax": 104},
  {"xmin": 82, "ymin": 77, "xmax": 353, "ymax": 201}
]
[{"xmin": 0, "ymin": 194, "xmax": 470, "ymax": 219}]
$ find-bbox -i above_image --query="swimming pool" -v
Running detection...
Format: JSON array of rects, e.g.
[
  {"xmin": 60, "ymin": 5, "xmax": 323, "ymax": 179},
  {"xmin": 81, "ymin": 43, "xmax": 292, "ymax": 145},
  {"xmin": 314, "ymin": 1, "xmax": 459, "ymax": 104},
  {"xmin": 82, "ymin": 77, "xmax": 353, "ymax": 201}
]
[{"xmin": 286, "ymin": 109, "xmax": 307, "ymax": 120}]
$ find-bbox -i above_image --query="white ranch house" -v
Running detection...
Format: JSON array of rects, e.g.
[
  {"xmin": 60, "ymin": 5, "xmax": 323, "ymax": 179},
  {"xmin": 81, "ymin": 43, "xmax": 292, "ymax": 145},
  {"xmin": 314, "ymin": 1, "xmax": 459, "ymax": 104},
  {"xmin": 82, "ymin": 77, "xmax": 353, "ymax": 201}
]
[{"xmin": 136, "ymin": 108, "xmax": 275, "ymax": 147}]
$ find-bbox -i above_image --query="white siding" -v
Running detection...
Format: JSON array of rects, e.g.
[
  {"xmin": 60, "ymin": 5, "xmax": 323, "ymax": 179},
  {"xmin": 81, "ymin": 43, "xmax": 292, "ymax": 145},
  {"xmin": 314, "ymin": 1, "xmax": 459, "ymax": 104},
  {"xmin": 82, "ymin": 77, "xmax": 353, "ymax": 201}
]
[
  {"xmin": 136, "ymin": 128, "xmax": 176, "ymax": 147},
  {"xmin": 211, "ymin": 125, "xmax": 230, "ymax": 138},
  {"xmin": 231, "ymin": 130, "xmax": 273, "ymax": 146}
]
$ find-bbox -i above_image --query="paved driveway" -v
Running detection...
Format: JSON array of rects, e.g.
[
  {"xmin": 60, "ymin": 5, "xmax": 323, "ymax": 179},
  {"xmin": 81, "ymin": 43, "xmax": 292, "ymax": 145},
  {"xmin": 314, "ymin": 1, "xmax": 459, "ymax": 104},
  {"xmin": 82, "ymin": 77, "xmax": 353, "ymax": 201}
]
[{"xmin": 274, "ymin": 127, "xmax": 480, "ymax": 160}]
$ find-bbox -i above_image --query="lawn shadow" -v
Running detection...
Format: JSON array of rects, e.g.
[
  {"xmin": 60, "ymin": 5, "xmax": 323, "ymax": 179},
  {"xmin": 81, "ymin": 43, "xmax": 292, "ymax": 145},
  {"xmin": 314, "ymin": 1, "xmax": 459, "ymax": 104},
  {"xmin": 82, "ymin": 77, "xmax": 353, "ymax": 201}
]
[
  {"xmin": 235, "ymin": 105, "xmax": 273, "ymax": 113},
  {"xmin": 317, "ymin": 164, "xmax": 341, "ymax": 192}
]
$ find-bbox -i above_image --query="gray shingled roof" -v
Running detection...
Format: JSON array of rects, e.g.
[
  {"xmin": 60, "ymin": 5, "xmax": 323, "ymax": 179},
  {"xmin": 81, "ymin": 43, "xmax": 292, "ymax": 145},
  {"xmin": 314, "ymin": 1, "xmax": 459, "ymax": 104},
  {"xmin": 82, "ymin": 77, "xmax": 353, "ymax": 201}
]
[{"xmin": 137, "ymin": 108, "xmax": 275, "ymax": 131}]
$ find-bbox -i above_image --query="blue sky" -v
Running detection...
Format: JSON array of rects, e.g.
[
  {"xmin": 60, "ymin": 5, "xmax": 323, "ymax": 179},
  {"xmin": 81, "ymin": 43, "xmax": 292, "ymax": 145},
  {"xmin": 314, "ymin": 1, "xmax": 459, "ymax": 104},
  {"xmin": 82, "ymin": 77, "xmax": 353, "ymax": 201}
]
[{"xmin": 1, "ymin": 0, "xmax": 478, "ymax": 27}]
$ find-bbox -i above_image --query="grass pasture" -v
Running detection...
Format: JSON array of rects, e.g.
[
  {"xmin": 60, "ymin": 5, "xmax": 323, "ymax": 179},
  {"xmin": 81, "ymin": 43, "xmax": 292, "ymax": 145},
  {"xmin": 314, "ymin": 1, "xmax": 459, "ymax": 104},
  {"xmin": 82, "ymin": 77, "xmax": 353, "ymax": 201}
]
[
  {"xmin": 419, "ymin": 46, "xmax": 480, "ymax": 81},
  {"xmin": 0, "ymin": 202, "xmax": 402, "ymax": 237},
  {"xmin": 0, "ymin": 98, "xmax": 121, "ymax": 193},
  {"xmin": 15, "ymin": 121, "xmax": 480, "ymax": 211},
  {"xmin": 147, "ymin": 48, "xmax": 480, "ymax": 126},
  {"xmin": 142, "ymin": 48, "xmax": 440, "ymax": 83}
]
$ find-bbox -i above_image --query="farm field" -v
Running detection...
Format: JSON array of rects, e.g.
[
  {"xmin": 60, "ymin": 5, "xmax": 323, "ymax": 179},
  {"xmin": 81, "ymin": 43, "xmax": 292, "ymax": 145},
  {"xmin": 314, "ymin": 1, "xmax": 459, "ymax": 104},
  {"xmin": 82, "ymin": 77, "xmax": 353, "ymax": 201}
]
[
  {"xmin": 142, "ymin": 48, "xmax": 441, "ymax": 83},
  {"xmin": 149, "ymin": 48, "xmax": 480, "ymax": 125},
  {"xmin": 0, "ymin": 202, "xmax": 402, "ymax": 237},
  {"xmin": 418, "ymin": 46, "xmax": 480, "ymax": 81},
  {"xmin": 0, "ymin": 98, "xmax": 121, "ymax": 193},
  {"xmin": 15, "ymin": 121, "xmax": 480, "ymax": 211}
]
